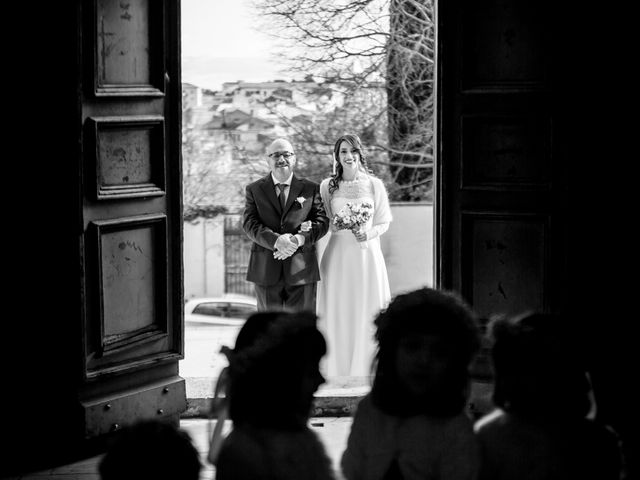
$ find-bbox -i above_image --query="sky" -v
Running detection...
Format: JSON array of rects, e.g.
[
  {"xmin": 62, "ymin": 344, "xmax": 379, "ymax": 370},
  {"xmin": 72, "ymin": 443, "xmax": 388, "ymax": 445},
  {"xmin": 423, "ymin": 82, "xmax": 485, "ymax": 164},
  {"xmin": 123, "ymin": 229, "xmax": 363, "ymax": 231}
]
[{"xmin": 181, "ymin": 0, "xmax": 288, "ymax": 91}]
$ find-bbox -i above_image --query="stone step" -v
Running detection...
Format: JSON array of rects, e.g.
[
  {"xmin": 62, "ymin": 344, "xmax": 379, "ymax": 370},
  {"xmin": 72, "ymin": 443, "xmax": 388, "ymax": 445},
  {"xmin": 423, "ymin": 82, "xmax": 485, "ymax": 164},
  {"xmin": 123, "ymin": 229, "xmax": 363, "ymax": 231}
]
[
  {"xmin": 181, "ymin": 377, "xmax": 494, "ymax": 419},
  {"xmin": 182, "ymin": 376, "xmax": 371, "ymax": 418}
]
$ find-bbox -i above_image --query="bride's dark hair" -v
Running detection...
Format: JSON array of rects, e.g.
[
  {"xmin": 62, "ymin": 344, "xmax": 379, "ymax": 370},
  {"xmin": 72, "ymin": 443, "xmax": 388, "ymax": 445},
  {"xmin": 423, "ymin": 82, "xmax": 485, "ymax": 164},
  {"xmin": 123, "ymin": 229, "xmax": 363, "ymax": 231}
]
[{"xmin": 328, "ymin": 133, "xmax": 373, "ymax": 194}]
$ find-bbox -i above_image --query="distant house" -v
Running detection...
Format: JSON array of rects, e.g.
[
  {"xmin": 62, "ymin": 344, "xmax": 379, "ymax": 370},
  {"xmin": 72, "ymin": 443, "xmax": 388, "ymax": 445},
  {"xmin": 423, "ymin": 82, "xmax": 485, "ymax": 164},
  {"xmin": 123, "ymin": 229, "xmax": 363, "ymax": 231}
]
[
  {"xmin": 202, "ymin": 109, "xmax": 277, "ymax": 147},
  {"xmin": 267, "ymin": 88, "xmax": 293, "ymax": 102},
  {"xmin": 182, "ymin": 84, "xmax": 225, "ymax": 128},
  {"xmin": 182, "ymin": 82, "xmax": 202, "ymax": 111},
  {"xmin": 235, "ymin": 116, "xmax": 277, "ymax": 143},
  {"xmin": 182, "ymin": 78, "xmax": 350, "ymax": 205},
  {"xmin": 184, "ymin": 106, "xmax": 216, "ymax": 129}
]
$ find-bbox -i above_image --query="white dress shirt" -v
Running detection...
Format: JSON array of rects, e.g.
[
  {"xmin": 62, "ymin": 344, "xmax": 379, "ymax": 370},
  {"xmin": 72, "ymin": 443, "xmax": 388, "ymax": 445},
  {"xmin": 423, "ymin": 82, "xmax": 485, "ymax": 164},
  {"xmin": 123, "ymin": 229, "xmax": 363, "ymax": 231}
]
[
  {"xmin": 270, "ymin": 173, "xmax": 305, "ymax": 246},
  {"xmin": 271, "ymin": 172, "xmax": 293, "ymax": 202}
]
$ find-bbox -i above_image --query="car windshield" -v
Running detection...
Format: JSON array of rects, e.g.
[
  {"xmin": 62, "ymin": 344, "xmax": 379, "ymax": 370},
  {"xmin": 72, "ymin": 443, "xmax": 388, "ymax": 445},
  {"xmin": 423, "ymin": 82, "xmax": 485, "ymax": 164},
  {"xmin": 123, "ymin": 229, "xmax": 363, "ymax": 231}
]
[
  {"xmin": 227, "ymin": 303, "xmax": 256, "ymax": 319},
  {"xmin": 192, "ymin": 302, "xmax": 227, "ymax": 316}
]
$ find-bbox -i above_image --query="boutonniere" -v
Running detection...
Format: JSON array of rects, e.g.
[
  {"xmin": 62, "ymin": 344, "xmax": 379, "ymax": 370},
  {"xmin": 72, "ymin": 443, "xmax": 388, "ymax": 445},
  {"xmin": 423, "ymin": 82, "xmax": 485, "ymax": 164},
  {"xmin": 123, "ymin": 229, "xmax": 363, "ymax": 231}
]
[{"xmin": 296, "ymin": 196, "xmax": 306, "ymax": 207}]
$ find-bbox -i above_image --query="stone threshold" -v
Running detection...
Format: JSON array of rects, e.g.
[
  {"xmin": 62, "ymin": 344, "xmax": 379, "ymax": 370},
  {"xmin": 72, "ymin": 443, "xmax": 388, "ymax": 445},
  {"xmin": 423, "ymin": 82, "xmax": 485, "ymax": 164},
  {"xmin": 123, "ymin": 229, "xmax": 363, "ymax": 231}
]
[
  {"xmin": 181, "ymin": 376, "xmax": 371, "ymax": 418},
  {"xmin": 181, "ymin": 377, "xmax": 496, "ymax": 420}
]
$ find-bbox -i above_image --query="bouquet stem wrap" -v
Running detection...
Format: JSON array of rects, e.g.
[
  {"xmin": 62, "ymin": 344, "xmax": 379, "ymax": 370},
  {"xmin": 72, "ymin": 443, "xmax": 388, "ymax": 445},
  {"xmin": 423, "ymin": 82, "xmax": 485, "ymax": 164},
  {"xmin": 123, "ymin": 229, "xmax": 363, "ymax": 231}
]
[{"xmin": 355, "ymin": 229, "xmax": 368, "ymax": 250}]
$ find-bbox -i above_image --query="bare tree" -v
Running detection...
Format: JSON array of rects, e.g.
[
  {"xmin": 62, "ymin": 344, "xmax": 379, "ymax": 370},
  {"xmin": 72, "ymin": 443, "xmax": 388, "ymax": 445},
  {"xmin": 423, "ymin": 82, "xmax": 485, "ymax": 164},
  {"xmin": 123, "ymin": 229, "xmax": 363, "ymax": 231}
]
[
  {"xmin": 251, "ymin": 0, "xmax": 434, "ymax": 200},
  {"xmin": 256, "ymin": 82, "xmax": 391, "ymax": 184},
  {"xmin": 182, "ymin": 126, "xmax": 265, "ymax": 218},
  {"xmin": 386, "ymin": 0, "xmax": 434, "ymax": 200},
  {"xmin": 182, "ymin": 126, "xmax": 221, "ymax": 210}
]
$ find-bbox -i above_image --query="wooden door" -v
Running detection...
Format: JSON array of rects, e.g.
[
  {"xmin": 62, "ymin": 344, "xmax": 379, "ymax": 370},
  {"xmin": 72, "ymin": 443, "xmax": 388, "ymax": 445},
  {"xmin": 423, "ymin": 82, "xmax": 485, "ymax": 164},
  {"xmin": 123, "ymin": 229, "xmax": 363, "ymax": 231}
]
[
  {"xmin": 435, "ymin": 2, "xmax": 637, "ymax": 466},
  {"xmin": 2, "ymin": 0, "xmax": 184, "ymax": 474},
  {"xmin": 79, "ymin": 0, "xmax": 185, "ymax": 435},
  {"xmin": 436, "ymin": 0, "xmax": 561, "ymax": 319},
  {"xmin": 435, "ymin": 0, "xmax": 564, "ymax": 414}
]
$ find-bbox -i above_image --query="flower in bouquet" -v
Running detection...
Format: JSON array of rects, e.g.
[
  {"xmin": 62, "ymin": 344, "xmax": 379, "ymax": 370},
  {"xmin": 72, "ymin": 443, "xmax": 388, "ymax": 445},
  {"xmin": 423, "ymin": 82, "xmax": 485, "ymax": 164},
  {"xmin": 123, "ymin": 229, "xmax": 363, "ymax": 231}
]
[{"xmin": 333, "ymin": 201, "xmax": 374, "ymax": 249}]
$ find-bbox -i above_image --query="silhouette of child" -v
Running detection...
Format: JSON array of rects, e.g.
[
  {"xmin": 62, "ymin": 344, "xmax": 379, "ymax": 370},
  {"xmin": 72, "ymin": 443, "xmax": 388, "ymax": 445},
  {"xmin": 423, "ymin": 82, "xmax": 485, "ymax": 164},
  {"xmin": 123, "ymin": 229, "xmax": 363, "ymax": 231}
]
[
  {"xmin": 474, "ymin": 312, "xmax": 623, "ymax": 480},
  {"xmin": 341, "ymin": 287, "xmax": 481, "ymax": 480},
  {"xmin": 214, "ymin": 310, "xmax": 336, "ymax": 480},
  {"xmin": 98, "ymin": 419, "xmax": 201, "ymax": 480}
]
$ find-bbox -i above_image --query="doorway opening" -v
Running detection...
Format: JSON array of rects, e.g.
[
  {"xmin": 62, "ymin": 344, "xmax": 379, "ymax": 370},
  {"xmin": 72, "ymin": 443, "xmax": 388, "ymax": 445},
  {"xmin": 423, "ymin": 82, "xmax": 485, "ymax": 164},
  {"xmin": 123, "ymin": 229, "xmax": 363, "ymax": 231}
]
[{"xmin": 179, "ymin": 0, "xmax": 435, "ymax": 409}]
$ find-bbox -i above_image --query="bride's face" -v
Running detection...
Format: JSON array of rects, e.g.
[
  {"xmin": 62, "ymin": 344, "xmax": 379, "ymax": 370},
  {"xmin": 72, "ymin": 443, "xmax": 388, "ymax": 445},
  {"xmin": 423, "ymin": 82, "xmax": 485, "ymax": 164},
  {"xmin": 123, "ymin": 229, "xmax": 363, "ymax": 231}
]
[{"xmin": 338, "ymin": 141, "xmax": 360, "ymax": 174}]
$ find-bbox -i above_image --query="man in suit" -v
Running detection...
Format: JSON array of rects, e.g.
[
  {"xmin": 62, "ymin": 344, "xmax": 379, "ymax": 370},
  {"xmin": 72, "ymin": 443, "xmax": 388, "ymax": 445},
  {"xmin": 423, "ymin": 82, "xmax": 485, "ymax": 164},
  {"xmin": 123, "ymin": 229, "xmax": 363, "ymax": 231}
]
[{"xmin": 243, "ymin": 138, "xmax": 329, "ymax": 311}]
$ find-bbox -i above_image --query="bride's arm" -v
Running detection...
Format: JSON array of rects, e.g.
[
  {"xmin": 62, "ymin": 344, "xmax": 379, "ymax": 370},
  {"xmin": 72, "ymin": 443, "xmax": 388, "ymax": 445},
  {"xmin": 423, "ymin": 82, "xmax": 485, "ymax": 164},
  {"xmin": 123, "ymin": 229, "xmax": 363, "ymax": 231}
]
[
  {"xmin": 366, "ymin": 177, "xmax": 392, "ymax": 240},
  {"xmin": 365, "ymin": 222, "xmax": 389, "ymax": 240},
  {"xmin": 319, "ymin": 179, "xmax": 337, "ymax": 232}
]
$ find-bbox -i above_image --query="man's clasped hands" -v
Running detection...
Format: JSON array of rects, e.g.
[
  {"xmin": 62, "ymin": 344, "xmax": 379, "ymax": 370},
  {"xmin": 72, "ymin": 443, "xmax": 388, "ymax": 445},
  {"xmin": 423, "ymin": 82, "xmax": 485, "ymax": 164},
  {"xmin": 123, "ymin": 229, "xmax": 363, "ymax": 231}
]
[{"xmin": 273, "ymin": 221, "xmax": 312, "ymax": 260}]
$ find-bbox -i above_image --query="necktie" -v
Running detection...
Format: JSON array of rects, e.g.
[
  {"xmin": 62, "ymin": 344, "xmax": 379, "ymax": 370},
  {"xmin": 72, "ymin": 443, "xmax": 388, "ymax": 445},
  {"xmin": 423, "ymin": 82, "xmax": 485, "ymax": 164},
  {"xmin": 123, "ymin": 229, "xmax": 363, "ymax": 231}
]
[{"xmin": 276, "ymin": 183, "xmax": 287, "ymax": 210}]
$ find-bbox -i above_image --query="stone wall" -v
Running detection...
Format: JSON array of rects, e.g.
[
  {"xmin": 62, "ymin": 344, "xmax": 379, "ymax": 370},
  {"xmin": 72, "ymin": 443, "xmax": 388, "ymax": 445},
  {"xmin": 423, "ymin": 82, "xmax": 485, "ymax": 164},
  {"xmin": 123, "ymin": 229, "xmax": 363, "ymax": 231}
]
[{"xmin": 183, "ymin": 202, "xmax": 433, "ymax": 300}]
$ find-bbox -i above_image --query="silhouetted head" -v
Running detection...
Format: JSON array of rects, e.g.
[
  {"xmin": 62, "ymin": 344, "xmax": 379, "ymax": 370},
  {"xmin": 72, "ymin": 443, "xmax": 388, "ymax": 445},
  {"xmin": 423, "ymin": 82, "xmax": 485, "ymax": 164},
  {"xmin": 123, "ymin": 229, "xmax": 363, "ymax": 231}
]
[
  {"xmin": 226, "ymin": 310, "xmax": 327, "ymax": 429},
  {"xmin": 371, "ymin": 287, "xmax": 480, "ymax": 417},
  {"xmin": 98, "ymin": 419, "xmax": 201, "ymax": 480},
  {"xmin": 488, "ymin": 312, "xmax": 592, "ymax": 419}
]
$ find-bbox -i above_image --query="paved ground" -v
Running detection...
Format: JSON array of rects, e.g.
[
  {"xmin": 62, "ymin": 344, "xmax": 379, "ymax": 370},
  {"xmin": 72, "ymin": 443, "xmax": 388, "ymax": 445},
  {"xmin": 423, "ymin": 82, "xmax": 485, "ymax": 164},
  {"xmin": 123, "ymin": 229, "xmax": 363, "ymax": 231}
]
[
  {"xmin": 7, "ymin": 418, "xmax": 353, "ymax": 480},
  {"xmin": 180, "ymin": 323, "xmax": 238, "ymax": 380},
  {"xmin": 180, "ymin": 322, "xmax": 373, "ymax": 400},
  {"xmin": 178, "ymin": 321, "xmax": 494, "ymax": 419},
  {"xmin": 8, "ymin": 322, "xmax": 493, "ymax": 479},
  {"xmin": 182, "ymin": 417, "xmax": 353, "ymax": 479}
]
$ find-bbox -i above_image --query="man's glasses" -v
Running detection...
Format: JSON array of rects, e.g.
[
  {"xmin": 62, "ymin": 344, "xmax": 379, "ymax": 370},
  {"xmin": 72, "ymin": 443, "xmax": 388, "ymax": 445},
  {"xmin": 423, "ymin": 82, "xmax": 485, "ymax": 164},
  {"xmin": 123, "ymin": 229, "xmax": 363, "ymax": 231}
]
[{"xmin": 269, "ymin": 151, "xmax": 295, "ymax": 159}]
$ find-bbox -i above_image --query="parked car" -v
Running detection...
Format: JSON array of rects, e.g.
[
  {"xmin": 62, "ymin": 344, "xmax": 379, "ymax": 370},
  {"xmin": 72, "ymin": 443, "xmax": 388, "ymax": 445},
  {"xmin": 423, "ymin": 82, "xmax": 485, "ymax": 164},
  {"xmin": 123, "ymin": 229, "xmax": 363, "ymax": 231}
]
[{"xmin": 184, "ymin": 294, "xmax": 258, "ymax": 325}]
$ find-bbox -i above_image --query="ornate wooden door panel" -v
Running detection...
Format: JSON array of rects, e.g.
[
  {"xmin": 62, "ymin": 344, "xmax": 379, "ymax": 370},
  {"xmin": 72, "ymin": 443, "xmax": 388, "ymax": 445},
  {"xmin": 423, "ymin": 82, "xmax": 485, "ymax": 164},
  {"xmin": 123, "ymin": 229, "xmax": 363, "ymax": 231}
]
[
  {"xmin": 79, "ymin": 0, "xmax": 184, "ymax": 434},
  {"xmin": 2, "ymin": 1, "xmax": 184, "ymax": 474},
  {"xmin": 436, "ymin": 0, "xmax": 562, "ymax": 320}
]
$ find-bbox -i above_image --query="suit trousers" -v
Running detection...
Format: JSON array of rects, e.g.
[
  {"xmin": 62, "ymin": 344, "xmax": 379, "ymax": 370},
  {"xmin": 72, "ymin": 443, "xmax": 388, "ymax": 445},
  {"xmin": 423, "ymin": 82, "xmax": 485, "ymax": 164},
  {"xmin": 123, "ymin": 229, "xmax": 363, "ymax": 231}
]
[{"xmin": 254, "ymin": 278, "xmax": 317, "ymax": 313}]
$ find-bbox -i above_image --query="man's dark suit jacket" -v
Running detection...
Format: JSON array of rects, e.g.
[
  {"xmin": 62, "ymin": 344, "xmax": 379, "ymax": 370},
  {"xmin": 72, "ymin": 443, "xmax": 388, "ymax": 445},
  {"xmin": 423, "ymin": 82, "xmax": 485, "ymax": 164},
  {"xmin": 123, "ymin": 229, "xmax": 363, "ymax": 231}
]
[{"xmin": 243, "ymin": 174, "xmax": 329, "ymax": 286}]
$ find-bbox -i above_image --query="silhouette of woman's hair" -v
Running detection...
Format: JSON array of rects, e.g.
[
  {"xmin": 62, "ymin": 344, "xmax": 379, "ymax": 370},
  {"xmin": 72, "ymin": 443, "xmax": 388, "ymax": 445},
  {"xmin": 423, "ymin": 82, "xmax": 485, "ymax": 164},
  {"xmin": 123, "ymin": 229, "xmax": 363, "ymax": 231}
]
[
  {"xmin": 488, "ymin": 312, "xmax": 592, "ymax": 418},
  {"xmin": 371, "ymin": 287, "xmax": 480, "ymax": 417},
  {"xmin": 99, "ymin": 420, "xmax": 201, "ymax": 480},
  {"xmin": 225, "ymin": 310, "xmax": 327, "ymax": 429}
]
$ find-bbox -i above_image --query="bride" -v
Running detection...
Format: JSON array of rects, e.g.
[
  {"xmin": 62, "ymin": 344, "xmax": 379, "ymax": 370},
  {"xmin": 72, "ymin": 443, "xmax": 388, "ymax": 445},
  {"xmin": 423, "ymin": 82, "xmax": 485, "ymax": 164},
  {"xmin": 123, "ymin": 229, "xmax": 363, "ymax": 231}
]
[{"xmin": 316, "ymin": 133, "xmax": 392, "ymax": 378}]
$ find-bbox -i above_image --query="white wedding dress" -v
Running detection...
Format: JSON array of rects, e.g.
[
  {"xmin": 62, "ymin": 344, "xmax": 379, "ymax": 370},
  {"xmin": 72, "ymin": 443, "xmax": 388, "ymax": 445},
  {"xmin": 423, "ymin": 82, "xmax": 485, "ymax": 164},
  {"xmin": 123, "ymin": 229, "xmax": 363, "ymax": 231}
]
[{"xmin": 317, "ymin": 175, "xmax": 392, "ymax": 378}]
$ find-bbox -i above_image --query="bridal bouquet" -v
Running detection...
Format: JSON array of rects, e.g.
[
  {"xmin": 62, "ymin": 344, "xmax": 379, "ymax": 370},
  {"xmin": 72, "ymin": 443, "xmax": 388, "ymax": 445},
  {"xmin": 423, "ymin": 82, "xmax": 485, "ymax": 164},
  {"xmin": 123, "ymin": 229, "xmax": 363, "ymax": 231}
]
[{"xmin": 333, "ymin": 201, "xmax": 374, "ymax": 249}]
